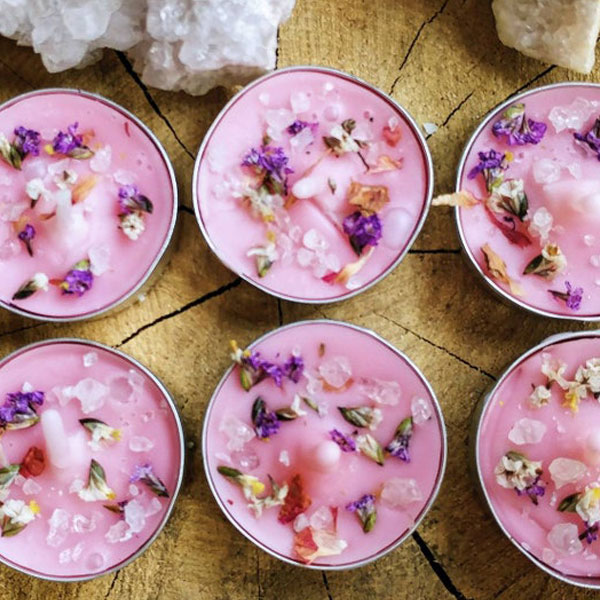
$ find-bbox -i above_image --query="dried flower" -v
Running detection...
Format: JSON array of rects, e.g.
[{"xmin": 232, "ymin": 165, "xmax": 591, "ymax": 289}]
[
  {"xmin": 278, "ymin": 474, "xmax": 311, "ymax": 524},
  {"xmin": 467, "ymin": 149, "xmax": 508, "ymax": 193},
  {"xmin": 529, "ymin": 385, "xmax": 552, "ymax": 408},
  {"xmin": 218, "ymin": 466, "xmax": 267, "ymax": 509},
  {"xmin": 385, "ymin": 417, "xmax": 413, "ymax": 462},
  {"xmin": 343, "ymin": 211, "xmax": 382, "ymax": 256},
  {"xmin": 563, "ymin": 380, "xmax": 589, "ymax": 413},
  {"xmin": 59, "ymin": 259, "xmax": 93, "ymax": 296},
  {"xmin": 492, "ymin": 103, "xmax": 547, "ymax": 146},
  {"xmin": 338, "ymin": 406, "xmax": 382, "ymax": 430},
  {"xmin": 12, "ymin": 272, "xmax": 48, "ymax": 301},
  {"xmin": 25, "ymin": 178, "xmax": 47, "ymax": 207},
  {"xmin": 242, "ymin": 145, "xmax": 293, "ymax": 195},
  {"xmin": 252, "ymin": 397, "xmax": 280, "ymax": 439},
  {"xmin": 20, "ymin": 446, "xmax": 44, "ymax": 477},
  {"xmin": 549, "ymin": 281, "xmax": 583, "ymax": 311},
  {"xmin": 275, "ymin": 394, "xmax": 308, "ymax": 421},
  {"xmin": 283, "ymin": 355, "xmax": 304, "ymax": 383},
  {"xmin": 323, "ymin": 119, "xmax": 368, "ymax": 156},
  {"xmin": 495, "ymin": 451, "xmax": 544, "ymax": 504},
  {"xmin": 130, "ymin": 462, "xmax": 169, "ymax": 497},
  {"xmin": 481, "ymin": 244, "xmax": 523, "ymax": 296},
  {"xmin": 118, "ymin": 184, "xmax": 153, "ymax": 215},
  {"xmin": 0, "ymin": 464, "xmax": 21, "ymax": 491},
  {"xmin": 575, "ymin": 358, "xmax": 600, "ymax": 397},
  {"xmin": 120, "ymin": 212, "xmax": 146, "ymax": 241},
  {"xmin": 52, "ymin": 122, "xmax": 94, "ymax": 159},
  {"xmin": 79, "ymin": 418, "xmax": 122, "ymax": 446},
  {"xmin": 486, "ymin": 178, "xmax": 528, "ymax": 221},
  {"xmin": 432, "ymin": 190, "xmax": 478, "ymax": 208},
  {"xmin": 523, "ymin": 243, "xmax": 567, "ymax": 280},
  {"xmin": 246, "ymin": 241, "xmax": 278, "ymax": 277},
  {"xmin": 328, "ymin": 178, "xmax": 337, "ymax": 194},
  {"xmin": 287, "ymin": 120, "xmax": 318, "ymax": 136},
  {"xmin": 0, "ymin": 126, "xmax": 40, "ymax": 169},
  {"xmin": 71, "ymin": 174, "xmax": 97, "ymax": 203},
  {"xmin": 323, "ymin": 247, "xmax": 374, "ymax": 285},
  {"xmin": 329, "ymin": 429, "xmax": 357, "ymax": 452},
  {"xmin": 346, "ymin": 181, "xmax": 390, "ymax": 214},
  {"xmin": 574, "ymin": 118, "xmax": 600, "ymax": 160},
  {"xmin": 559, "ymin": 485, "xmax": 600, "ymax": 529},
  {"xmin": 346, "ymin": 493, "xmax": 377, "ymax": 533},
  {"xmin": 17, "ymin": 224, "xmax": 35, "ymax": 257},
  {"xmin": 1, "ymin": 499, "xmax": 40, "ymax": 537},
  {"xmin": 484, "ymin": 208, "xmax": 531, "ymax": 248},
  {"xmin": 355, "ymin": 433, "xmax": 385, "ymax": 466},
  {"xmin": 368, "ymin": 155, "xmax": 403, "ymax": 173},
  {"xmin": 0, "ymin": 390, "xmax": 44, "ymax": 430},
  {"xmin": 541, "ymin": 353, "xmax": 569, "ymax": 390},
  {"xmin": 78, "ymin": 459, "xmax": 116, "ymax": 502},
  {"xmin": 382, "ymin": 120, "xmax": 401, "ymax": 147}
]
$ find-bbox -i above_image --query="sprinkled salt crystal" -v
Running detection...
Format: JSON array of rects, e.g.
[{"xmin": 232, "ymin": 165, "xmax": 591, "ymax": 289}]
[
  {"xmin": 142, "ymin": 410, "xmax": 155, "ymax": 423},
  {"xmin": 21, "ymin": 381, "xmax": 34, "ymax": 393},
  {"xmin": 293, "ymin": 513, "xmax": 310, "ymax": 532},
  {"xmin": 22, "ymin": 478, "xmax": 42, "ymax": 495},
  {"xmin": 72, "ymin": 513, "xmax": 96, "ymax": 533},
  {"xmin": 89, "ymin": 245, "xmax": 111, "ymax": 276},
  {"xmin": 585, "ymin": 234, "xmax": 596, "ymax": 247},
  {"xmin": 423, "ymin": 122, "xmax": 438, "ymax": 135},
  {"xmin": 528, "ymin": 207, "xmax": 553, "ymax": 242},
  {"xmin": 219, "ymin": 415, "xmax": 256, "ymax": 451},
  {"xmin": 59, "ymin": 548, "xmax": 72, "ymax": 564},
  {"xmin": 508, "ymin": 418, "xmax": 547, "ymax": 445},
  {"xmin": 72, "ymin": 542, "xmax": 84, "ymax": 562},
  {"xmin": 304, "ymin": 370, "xmax": 323, "ymax": 396},
  {"xmin": 129, "ymin": 484, "xmax": 139, "ymax": 497},
  {"xmin": 69, "ymin": 479, "xmax": 85, "ymax": 494},
  {"xmin": 547, "ymin": 523, "xmax": 583, "ymax": 556},
  {"xmin": 533, "ymin": 158, "xmax": 561, "ymax": 184},
  {"xmin": 108, "ymin": 375, "xmax": 135, "ymax": 404},
  {"xmin": 258, "ymin": 93, "xmax": 270, "ymax": 106},
  {"xmin": 128, "ymin": 369, "xmax": 145, "ymax": 389},
  {"xmin": 231, "ymin": 449, "xmax": 260, "ymax": 471},
  {"xmin": 359, "ymin": 378, "xmax": 402, "ymax": 406},
  {"xmin": 265, "ymin": 108, "xmax": 295, "ymax": 140},
  {"xmin": 90, "ymin": 145, "xmax": 112, "ymax": 173},
  {"xmin": 303, "ymin": 228, "xmax": 328, "ymax": 251},
  {"xmin": 145, "ymin": 497, "xmax": 162, "ymax": 517},
  {"xmin": 83, "ymin": 352, "xmax": 98, "ymax": 368},
  {"xmin": 290, "ymin": 91, "xmax": 311, "ymax": 114},
  {"xmin": 72, "ymin": 378, "xmax": 108, "ymax": 414},
  {"xmin": 380, "ymin": 478, "xmax": 423, "ymax": 508},
  {"xmin": 289, "ymin": 127, "xmax": 314, "ymax": 153},
  {"xmin": 310, "ymin": 506, "xmax": 334, "ymax": 531},
  {"xmin": 411, "ymin": 396, "xmax": 433, "ymax": 424},
  {"xmin": 279, "ymin": 450, "xmax": 290, "ymax": 467},
  {"xmin": 86, "ymin": 552, "xmax": 105, "ymax": 571},
  {"xmin": 318, "ymin": 356, "xmax": 352, "ymax": 388},
  {"xmin": 549, "ymin": 457, "xmax": 587, "ymax": 489},
  {"xmin": 113, "ymin": 169, "xmax": 135, "ymax": 185},
  {"xmin": 296, "ymin": 247, "xmax": 314, "ymax": 268},
  {"xmin": 105, "ymin": 520, "xmax": 132, "ymax": 543},
  {"xmin": 124, "ymin": 499, "xmax": 146, "ymax": 534},
  {"xmin": 13, "ymin": 475, "xmax": 25, "ymax": 487},
  {"xmin": 53, "ymin": 385, "xmax": 75, "ymax": 406},
  {"xmin": 47, "ymin": 508, "xmax": 70, "ymax": 548},
  {"xmin": 549, "ymin": 97, "xmax": 600, "ymax": 133},
  {"xmin": 591, "ymin": 255, "xmax": 600, "ymax": 268},
  {"xmin": 542, "ymin": 547, "xmax": 557, "ymax": 565},
  {"xmin": 129, "ymin": 436, "xmax": 155, "ymax": 452}
]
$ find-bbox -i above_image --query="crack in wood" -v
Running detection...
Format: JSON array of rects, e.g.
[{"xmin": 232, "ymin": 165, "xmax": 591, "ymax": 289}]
[
  {"xmin": 412, "ymin": 531, "xmax": 473, "ymax": 600},
  {"xmin": 0, "ymin": 320, "xmax": 45, "ymax": 342},
  {"xmin": 275, "ymin": 26, "xmax": 281, "ymax": 70},
  {"xmin": 0, "ymin": 56, "xmax": 35, "ymax": 89},
  {"xmin": 495, "ymin": 65, "xmax": 556, "ymax": 112},
  {"xmin": 276, "ymin": 298, "xmax": 283, "ymax": 326},
  {"xmin": 389, "ymin": 0, "xmax": 450, "ymax": 96},
  {"xmin": 427, "ymin": 91, "xmax": 474, "ymax": 140},
  {"xmin": 104, "ymin": 570, "xmax": 121, "ymax": 600},
  {"xmin": 178, "ymin": 205, "xmax": 194, "ymax": 216},
  {"xmin": 321, "ymin": 571, "xmax": 334, "ymax": 600},
  {"xmin": 376, "ymin": 313, "xmax": 496, "ymax": 380},
  {"xmin": 256, "ymin": 549, "xmax": 264, "ymax": 600},
  {"xmin": 115, "ymin": 277, "xmax": 242, "ymax": 348},
  {"xmin": 114, "ymin": 51, "xmax": 195, "ymax": 161},
  {"xmin": 408, "ymin": 249, "xmax": 461, "ymax": 255}
]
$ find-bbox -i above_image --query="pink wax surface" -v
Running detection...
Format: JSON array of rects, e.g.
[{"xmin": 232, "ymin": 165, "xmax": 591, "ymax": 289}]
[
  {"xmin": 478, "ymin": 334, "xmax": 600, "ymax": 578},
  {"xmin": 195, "ymin": 68, "xmax": 431, "ymax": 302},
  {"xmin": 204, "ymin": 321, "xmax": 445, "ymax": 567},
  {"xmin": 458, "ymin": 84, "xmax": 600, "ymax": 318},
  {"xmin": 0, "ymin": 341, "xmax": 183, "ymax": 579},
  {"xmin": 0, "ymin": 90, "xmax": 176, "ymax": 320}
]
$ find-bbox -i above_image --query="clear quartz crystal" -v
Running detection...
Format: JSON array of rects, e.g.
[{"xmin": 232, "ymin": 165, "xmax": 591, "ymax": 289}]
[
  {"xmin": 303, "ymin": 229, "xmax": 328, "ymax": 252},
  {"xmin": 231, "ymin": 449, "xmax": 260, "ymax": 471},
  {"xmin": 145, "ymin": 497, "xmax": 162, "ymax": 517},
  {"xmin": 585, "ymin": 234, "xmax": 596, "ymax": 247},
  {"xmin": 106, "ymin": 520, "xmax": 131, "ymax": 543},
  {"xmin": 22, "ymin": 478, "xmax": 42, "ymax": 495},
  {"xmin": 380, "ymin": 478, "xmax": 423, "ymax": 508},
  {"xmin": 219, "ymin": 415, "xmax": 256, "ymax": 451},
  {"xmin": 69, "ymin": 479, "xmax": 84, "ymax": 494},
  {"xmin": 293, "ymin": 513, "xmax": 310, "ymax": 532},
  {"xmin": 89, "ymin": 245, "xmax": 111, "ymax": 276},
  {"xmin": 58, "ymin": 548, "xmax": 72, "ymax": 564},
  {"xmin": 318, "ymin": 356, "xmax": 352, "ymax": 388},
  {"xmin": 90, "ymin": 145, "xmax": 112, "ymax": 173},
  {"xmin": 128, "ymin": 436, "xmax": 155, "ymax": 452},
  {"xmin": 290, "ymin": 91, "xmax": 310, "ymax": 113},
  {"xmin": 129, "ymin": 484, "xmax": 140, "ymax": 497},
  {"xmin": 508, "ymin": 418, "xmax": 547, "ymax": 445},
  {"xmin": 108, "ymin": 375, "xmax": 135, "ymax": 404},
  {"xmin": 72, "ymin": 378, "xmax": 109, "ymax": 413},
  {"xmin": 533, "ymin": 158, "xmax": 561, "ymax": 184},
  {"xmin": 411, "ymin": 396, "xmax": 433, "ymax": 424},
  {"xmin": 548, "ymin": 97, "xmax": 600, "ymax": 132},
  {"xmin": 309, "ymin": 506, "xmax": 334, "ymax": 531},
  {"xmin": 359, "ymin": 378, "xmax": 402, "ymax": 406},
  {"xmin": 124, "ymin": 499, "xmax": 146, "ymax": 534},
  {"xmin": 72, "ymin": 513, "xmax": 96, "ymax": 533},
  {"xmin": 82, "ymin": 352, "xmax": 98, "ymax": 368},
  {"xmin": 547, "ymin": 523, "xmax": 583, "ymax": 556},
  {"xmin": 549, "ymin": 457, "xmax": 587, "ymax": 489},
  {"xmin": 47, "ymin": 508, "xmax": 70, "ymax": 548}
]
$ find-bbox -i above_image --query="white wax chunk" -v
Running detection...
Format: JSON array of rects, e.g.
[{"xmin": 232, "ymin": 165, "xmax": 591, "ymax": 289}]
[
  {"xmin": 585, "ymin": 431, "xmax": 600, "ymax": 465},
  {"xmin": 310, "ymin": 441, "xmax": 341, "ymax": 472},
  {"xmin": 42, "ymin": 409, "xmax": 71, "ymax": 469}
]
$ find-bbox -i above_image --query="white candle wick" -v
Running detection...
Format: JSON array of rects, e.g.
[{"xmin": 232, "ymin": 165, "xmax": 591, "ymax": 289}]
[{"xmin": 41, "ymin": 409, "xmax": 71, "ymax": 469}]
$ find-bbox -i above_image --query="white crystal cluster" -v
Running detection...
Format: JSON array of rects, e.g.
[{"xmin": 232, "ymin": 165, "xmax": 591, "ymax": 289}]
[
  {"xmin": 492, "ymin": 0, "xmax": 600, "ymax": 73},
  {"xmin": 0, "ymin": 0, "xmax": 296, "ymax": 95}
]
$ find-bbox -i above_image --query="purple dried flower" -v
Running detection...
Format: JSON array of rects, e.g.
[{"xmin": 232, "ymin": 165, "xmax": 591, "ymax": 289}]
[
  {"xmin": 385, "ymin": 417, "xmax": 413, "ymax": 462},
  {"xmin": 53, "ymin": 122, "xmax": 83, "ymax": 154},
  {"xmin": 492, "ymin": 103, "xmax": 547, "ymax": 146},
  {"xmin": 582, "ymin": 522, "xmax": 599, "ymax": 544},
  {"xmin": 287, "ymin": 120, "xmax": 318, "ymax": 136},
  {"xmin": 515, "ymin": 476, "xmax": 545, "ymax": 505},
  {"xmin": 252, "ymin": 397, "xmax": 280, "ymax": 439},
  {"xmin": 13, "ymin": 126, "xmax": 40, "ymax": 157},
  {"xmin": 283, "ymin": 354, "xmax": 304, "ymax": 383},
  {"xmin": 549, "ymin": 281, "xmax": 583, "ymax": 312},
  {"xmin": 241, "ymin": 145, "xmax": 293, "ymax": 194},
  {"xmin": 118, "ymin": 184, "xmax": 153, "ymax": 215},
  {"xmin": 346, "ymin": 493, "xmax": 377, "ymax": 532},
  {"xmin": 0, "ymin": 390, "xmax": 44, "ymax": 428},
  {"xmin": 17, "ymin": 223, "xmax": 35, "ymax": 257},
  {"xmin": 130, "ymin": 462, "xmax": 169, "ymax": 497},
  {"xmin": 61, "ymin": 259, "xmax": 93, "ymax": 296},
  {"xmin": 574, "ymin": 118, "xmax": 600, "ymax": 160},
  {"xmin": 329, "ymin": 429, "xmax": 356, "ymax": 452},
  {"xmin": 343, "ymin": 211, "xmax": 382, "ymax": 255},
  {"xmin": 467, "ymin": 149, "xmax": 508, "ymax": 192}
]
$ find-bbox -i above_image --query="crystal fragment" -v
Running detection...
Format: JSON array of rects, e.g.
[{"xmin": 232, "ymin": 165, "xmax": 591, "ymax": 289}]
[
  {"xmin": 128, "ymin": 436, "xmax": 155, "ymax": 452},
  {"xmin": 47, "ymin": 508, "xmax": 70, "ymax": 548},
  {"xmin": 508, "ymin": 418, "xmax": 547, "ymax": 445},
  {"xmin": 219, "ymin": 415, "xmax": 255, "ymax": 451},
  {"xmin": 318, "ymin": 356, "xmax": 352, "ymax": 388},
  {"xmin": 547, "ymin": 523, "xmax": 583, "ymax": 556},
  {"xmin": 380, "ymin": 478, "xmax": 423, "ymax": 508},
  {"xmin": 549, "ymin": 457, "xmax": 587, "ymax": 490}
]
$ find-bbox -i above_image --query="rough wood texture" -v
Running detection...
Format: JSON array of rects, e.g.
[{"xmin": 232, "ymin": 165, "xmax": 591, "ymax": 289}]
[{"xmin": 0, "ymin": 1, "xmax": 599, "ymax": 598}]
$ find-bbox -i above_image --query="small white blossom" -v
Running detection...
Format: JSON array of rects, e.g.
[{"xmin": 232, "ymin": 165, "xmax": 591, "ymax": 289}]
[
  {"xmin": 328, "ymin": 124, "xmax": 360, "ymax": 153},
  {"xmin": 529, "ymin": 384, "xmax": 552, "ymax": 408},
  {"xmin": 32, "ymin": 272, "xmax": 49, "ymax": 291},
  {"xmin": 25, "ymin": 178, "xmax": 47, "ymax": 202},
  {"xmin": 576, "ymin": 485, "xmax": 600, "ymax": 526},
  {"xmin": 495, "ymin": 451, "xmax": 541, "ymax": 491},
  {"xmin": 1, "ymin": 499, "xmax": 39, "ymax": 525},
  {"xmin": 120, "ymin": 212, "xmax": 145, "ymax": 241},
  {"xmin": 54, "ymin": 169, "xmax": 78, "ymax": 190},
  {"xmin": 575, "ymin": 358, "xmax": 600, "ymax": 396},
  {"xmin": 541, "ymin": 353, "xmax": 569, "ymax": 390}
]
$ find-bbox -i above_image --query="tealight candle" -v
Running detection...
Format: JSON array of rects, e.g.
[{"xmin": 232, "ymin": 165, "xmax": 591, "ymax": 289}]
[
  {"xmin": 454, "ymin": 83, "xmax": 600, "ymax": 320},
  {"xmin": 193, "ymin": 66, "xmax": 433, "ymax": 303},
  {"xmin": 475, "ymin": 331, "xmax": 600, "ymax": 587},
  {"xmin": 0, "ymin": 339, "xmax": 184, "ymax": 581},
  {"xmin": 0, "ymin": 89, "xmax": 177, "ymax": 322},
  {"xmin": 203, "ymin": 320, "xmax": 446, "ymax": 568}
]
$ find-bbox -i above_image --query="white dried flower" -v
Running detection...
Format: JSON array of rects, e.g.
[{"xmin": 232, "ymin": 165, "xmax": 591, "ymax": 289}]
[
  {"xmin": 575, "ymin": 358, "xmax": 600, "ymax": 396},
  {"xmin": 25, "ymin": 178, "xmax": 47, "ymax": 202},
  {"xmin": 576, "ymin": 485, "xmax": 600, "ymax": 526},
  {"xmin": 541, "ymin": 353, "xmax": 569, "ymax": 390},
  {"xmin": 119, "ymin": 212, "xmax": 145, "ymax": 241},
  {"xmin": 529, "ymin": 384, "xmax": 552, "ymax": 408},
  {"xmin": 495, "ymin": 451, "xmax": 542, "ymax": 491}
]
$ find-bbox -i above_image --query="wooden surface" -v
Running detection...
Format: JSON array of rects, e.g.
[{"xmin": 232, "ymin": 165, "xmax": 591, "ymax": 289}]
[{"xmin": 0, "ymin": 1, "xmax": 599, "ymax": 598}]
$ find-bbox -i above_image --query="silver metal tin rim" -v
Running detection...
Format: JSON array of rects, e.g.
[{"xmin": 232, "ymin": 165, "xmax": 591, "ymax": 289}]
[
  {"xmin": 192, "ymin": 65, "xmax": 434, "ymax": 305},
  {"xmin": 473, "ymin": 329, "xmax": 600, "ymax": 589},
  {"xmin": 454, "ymin": 81, "xmax": 600, "ymax": 322},
  {"xmin": 201, "ymin": 318, "xmax": 447, "ymax": 570},
  {"xmin": 0, "ymin": 88, "xmax": 179, "ymax": 323},
  {"xmin": 0, "ymin": 337, "xmax": 186, "ymax": 582}
]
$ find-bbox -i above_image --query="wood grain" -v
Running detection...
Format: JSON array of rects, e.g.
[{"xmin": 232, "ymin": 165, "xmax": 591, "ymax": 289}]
[{"xmin": 0, "ymin": 0, "xmax": 600, "ymax": 598}]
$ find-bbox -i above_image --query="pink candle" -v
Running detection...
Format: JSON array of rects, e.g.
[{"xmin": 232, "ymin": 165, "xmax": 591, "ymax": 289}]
[
  {"xmin": 194, "ymin": 66, "xmax": 432, "ymax": 303},
  {"xmin": 456, "ymin": 83, "xmax": 600, "ymax": 320},
  {"xmin": 203, "ymin": 320, "xmax": 446, "ymax": 567},
  {"xmin": 0, "ymin": 89, "xmax": 177, "ymax": 321},
  {"xmin": 0, "ymin": 339, "xmax": 184, "ymax": 580},
  {"xmin": 476, "ymin": 331, "xmax": 600, "ymax": 585}
]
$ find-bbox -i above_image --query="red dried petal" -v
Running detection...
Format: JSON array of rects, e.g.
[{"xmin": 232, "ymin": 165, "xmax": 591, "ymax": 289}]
[
  {"xmin": 382, "ymin": 125, "xmax": 401, "ymax": 147},
  {"xmin": 278, "ymin": 474, "xmax": 311, "ymax": 524},
  {"xmin": 20, "ymin": 446, "xmax": 45, "ymax": 477},
  {"xmin": 294, "ymin": 527, "xmax": 319, "ymax": 563}
]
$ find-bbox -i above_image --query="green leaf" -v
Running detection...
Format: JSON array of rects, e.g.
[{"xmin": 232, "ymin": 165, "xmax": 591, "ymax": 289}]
[
  {"xmin": 12, "ymin": 280, "xmax": 38, "ymax": 301},
  {"xmin": 0, "ymin": 464, "xmax": 21, "ymax": 490},
  {"xmin": 558, "ymin": 492, "xmax": 581, "ymax": 513},
  {"xmin": 275, "ymin": 407, "xmax": 299, "ymax": 421},
  {"xmin": 68, "ymin": 146, "xmax": 95, "ymax": 160},
  {"xmin": 1, "ymin": 516, "xmax": 26, "ymax": 537},
  {"xmin": 363, "ymin": 509, "xmax": 377, "ymax": 533},
  {"xmin": 252, "ymin": 397, "xmax": 266, "ymax": 425},
  {"xmin": 395, "ymin": 417, "xmax": 413, "ymax": 438},
  {"xmin": 256, "ymin": 255, "xmax": 273, "ymax": 278},
  {"xmin": 357, "ymin": 434, "xmax": 385, "ymax": 466},
  {"xmin": 338, "ymin": 406, "xmax": 372, "ymax": 428},
  {"xmin": 217, "ymin": 466, "xmax": 243, "ymax": 480}
]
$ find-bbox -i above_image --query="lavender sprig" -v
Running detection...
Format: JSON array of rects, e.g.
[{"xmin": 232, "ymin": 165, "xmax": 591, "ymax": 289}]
[
  {"xmin": 17, "ymin": 224, "xmax": 35, "ymax": 257},
  {"xmin": 549, "ymin": 281, "xmax": 583, "ymax": 311},
  {"xmin": 0, "ymin": 126, "xmax": 40, "ymax": 169},
  {"xmin": 346, "ymin": 493, "xmax": 377, "ymax": 533},
  {"xmin": 52, "ymin": 122, "xmax": 94, "ymax": 159},
  {"xmin": 342, "ymin": 211, "xmax": 382, "ymax": 256},
  {"xmin": 130, "ymin": 463, "xmax": 169, "ymax": 498},
  {"xmin": 329, "ymin": 429, "xmax": 356, "ymax": 452},
  {"xmin": 574, "ymin": 118, "xmax": 600, "ymax": 160},
  {"xmin": 492, "ymin": 103, "xmax": 547, "ymax": 146},
  {"xmin": 385, "ymin": 417, "xmax": 413, "ymax": 462},
  {"xmin": 252, "ymin": 397, "xmax": 280, "ymax": 440},
  {"xmin": 467, "ymin": 149, "xmax": 508, "ymax": 193},
  {"xmin": 60, "ymin": 259, "xmax": 93, "ymax": 296},
  {"xmin": 241, "ymin": 145, "xmax": 293, "ymax": 195},
  {"xmin": 0, "ymin": 390, "xmax": 44, "ymax": 431}
]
